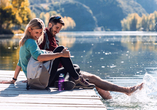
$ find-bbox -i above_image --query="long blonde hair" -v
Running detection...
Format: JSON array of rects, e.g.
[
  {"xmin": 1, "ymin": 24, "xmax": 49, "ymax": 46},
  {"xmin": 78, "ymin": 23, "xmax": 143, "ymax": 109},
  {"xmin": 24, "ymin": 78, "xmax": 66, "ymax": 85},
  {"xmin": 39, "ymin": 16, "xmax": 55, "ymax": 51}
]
[{"xmin": 19, "ymin": 18, "xmax": 45, "ymax": 46}]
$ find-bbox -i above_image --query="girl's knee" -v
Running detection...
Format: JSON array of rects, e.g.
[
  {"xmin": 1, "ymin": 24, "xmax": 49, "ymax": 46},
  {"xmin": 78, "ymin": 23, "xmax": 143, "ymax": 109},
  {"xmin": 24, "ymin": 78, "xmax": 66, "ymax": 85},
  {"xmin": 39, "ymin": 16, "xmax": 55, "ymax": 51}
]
[
  {"xmin": 57, "ymin": 46, "xmax": 65, "ymax": 50},
  {"xmin": 58, "ymin": 46, "xmax": 65, "ymax": 49},
  {"xmin": 53, "ymin": 46, "xmax": 65, "ymax": 52}
]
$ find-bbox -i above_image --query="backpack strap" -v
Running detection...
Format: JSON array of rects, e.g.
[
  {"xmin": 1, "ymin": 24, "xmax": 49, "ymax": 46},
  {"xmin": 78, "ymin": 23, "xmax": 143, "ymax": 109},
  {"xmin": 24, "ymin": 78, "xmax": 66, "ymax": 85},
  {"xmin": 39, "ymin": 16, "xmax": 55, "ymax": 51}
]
[
  {"xmin": 26, "ymin": 82, "xmax": 30, "ymax": 90},
  {"xmin": 44, "ymin": 31, "xmax": 60, "ymax": 49},
  {"xmin": 48, "ymin": 60, "xmax": 52, "ymax": 73},
  {"xmin": 44, "ymin": 32, "xmax": 50, "ymax": 50}
]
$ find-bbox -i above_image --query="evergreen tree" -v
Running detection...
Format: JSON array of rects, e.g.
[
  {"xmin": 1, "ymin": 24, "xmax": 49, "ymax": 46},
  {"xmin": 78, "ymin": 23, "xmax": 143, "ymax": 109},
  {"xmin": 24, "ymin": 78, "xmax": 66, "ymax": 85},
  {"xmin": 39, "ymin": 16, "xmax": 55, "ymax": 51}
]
[
  {"xmin": 130, "ymin": 16, "xmax": 138, "ymax": 31},
  {"xmin": 154, "ymin": 11, "xmax": 157, "ymax": 31},
  {"xmin": 140, "ymin": 14, "xmax": 148, "ymax": 31}
]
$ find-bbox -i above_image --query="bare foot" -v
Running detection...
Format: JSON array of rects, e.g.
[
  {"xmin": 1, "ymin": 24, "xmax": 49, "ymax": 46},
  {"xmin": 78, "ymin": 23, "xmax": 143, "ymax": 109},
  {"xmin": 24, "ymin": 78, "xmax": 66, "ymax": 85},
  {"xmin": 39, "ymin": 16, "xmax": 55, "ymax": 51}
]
[
  {"xmin": 125, "ymin": 83, "xmax": 144, "ymax": 96},
  {"xmin": 22, "ymin": 80, "xmax": 27, "ymax": 83}
]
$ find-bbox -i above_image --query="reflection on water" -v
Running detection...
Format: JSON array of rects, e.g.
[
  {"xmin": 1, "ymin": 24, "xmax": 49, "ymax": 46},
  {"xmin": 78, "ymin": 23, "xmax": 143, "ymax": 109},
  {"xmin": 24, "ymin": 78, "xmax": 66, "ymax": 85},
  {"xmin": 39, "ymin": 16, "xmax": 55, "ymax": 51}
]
[
  {"xmin": 121, "ymin": 35, "xmax": 157, "ymax": 51},
  {"xmin": 0, "ymin": 38, "xmax": 20, "ymax": 70},
  {"xmin": 59, "ymin": 33, "xmax": 157, "ymax": 78},
  {"xmin": 1, "ymin": 31, "xmax": 157, "ymax": 109},
  {"xmin": 57, "ymin": 34, "xmax": 76, "ymax": 48}
]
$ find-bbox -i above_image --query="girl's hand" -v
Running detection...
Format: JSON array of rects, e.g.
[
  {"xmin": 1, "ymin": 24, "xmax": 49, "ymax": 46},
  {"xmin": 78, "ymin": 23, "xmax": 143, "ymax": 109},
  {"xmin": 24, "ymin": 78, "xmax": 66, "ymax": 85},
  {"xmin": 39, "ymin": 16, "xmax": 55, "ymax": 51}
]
[
  {"xmin": 61, "ymin": 48, "xmax": 70, "ymax": 58},
  {"xmin": 0, "ymin": 80, "xmax": 15, "ymax": 84},
  {"xmin": 0, "ymin": 80, "xmax": 27, "ymax": 84}
]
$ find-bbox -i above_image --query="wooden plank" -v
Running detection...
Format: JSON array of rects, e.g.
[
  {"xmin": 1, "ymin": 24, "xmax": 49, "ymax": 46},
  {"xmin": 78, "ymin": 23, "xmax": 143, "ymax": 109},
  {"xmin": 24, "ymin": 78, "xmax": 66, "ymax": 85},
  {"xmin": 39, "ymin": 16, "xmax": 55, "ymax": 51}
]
[
  {"xmin": 0, "ymin": 106, "xmax": 105, "ymax": 110},
  {"xmin": 0, "ymin": 70, "xmax": 106, "ymax": 110}
]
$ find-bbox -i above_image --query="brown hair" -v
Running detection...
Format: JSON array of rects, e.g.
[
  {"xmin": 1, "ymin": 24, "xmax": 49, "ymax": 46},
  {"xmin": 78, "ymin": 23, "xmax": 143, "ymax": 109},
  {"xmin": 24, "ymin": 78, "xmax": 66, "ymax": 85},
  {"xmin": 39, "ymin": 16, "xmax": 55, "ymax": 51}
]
[{"xmin": 48, "ymin": 15, "xmax": 64, "ymax": 26}]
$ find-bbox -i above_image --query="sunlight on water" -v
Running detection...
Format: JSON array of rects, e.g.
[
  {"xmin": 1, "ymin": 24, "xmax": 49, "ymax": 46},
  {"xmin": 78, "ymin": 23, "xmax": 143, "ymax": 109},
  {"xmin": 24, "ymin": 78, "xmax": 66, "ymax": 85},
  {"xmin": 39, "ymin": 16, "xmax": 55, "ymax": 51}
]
[
  {"xmin": 143, "ymin": 73, "xmax": 157, "ymax": 94},
  {"xmin": 104, "ymin": 73, "xmax": 157, "ymax": 110}
]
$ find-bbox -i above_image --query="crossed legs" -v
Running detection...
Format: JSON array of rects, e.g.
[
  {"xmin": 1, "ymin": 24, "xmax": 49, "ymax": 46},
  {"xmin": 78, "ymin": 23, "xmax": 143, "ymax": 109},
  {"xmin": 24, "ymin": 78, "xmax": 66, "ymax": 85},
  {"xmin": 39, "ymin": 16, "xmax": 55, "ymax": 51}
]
[
  {"xmin": 48, "ymin": 64, "xmax": 80, "ymax": 86},
  {"xmin": 48, "ymin": 46, "xmax": 80, "ymax": 87}
]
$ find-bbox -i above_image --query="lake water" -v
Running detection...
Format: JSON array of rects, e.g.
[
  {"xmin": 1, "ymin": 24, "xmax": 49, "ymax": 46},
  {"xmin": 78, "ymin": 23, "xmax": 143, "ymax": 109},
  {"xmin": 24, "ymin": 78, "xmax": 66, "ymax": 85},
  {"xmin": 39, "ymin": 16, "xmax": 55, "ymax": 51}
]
[{"xmin": 1, "ymin": 31, "xmax": 157, "ymax": 109}]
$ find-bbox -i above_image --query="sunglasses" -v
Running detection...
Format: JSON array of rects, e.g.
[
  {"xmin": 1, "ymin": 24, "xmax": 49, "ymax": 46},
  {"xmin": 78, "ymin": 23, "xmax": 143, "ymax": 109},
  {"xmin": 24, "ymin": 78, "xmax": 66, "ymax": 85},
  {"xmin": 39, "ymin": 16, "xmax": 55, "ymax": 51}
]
[
  {"xmin": 49, "ymin": 16, "xmax": 64, "ymax": 25},
  {"xmin": 52, "ymin": 16, "xmax": 61, "ymax": 20}
]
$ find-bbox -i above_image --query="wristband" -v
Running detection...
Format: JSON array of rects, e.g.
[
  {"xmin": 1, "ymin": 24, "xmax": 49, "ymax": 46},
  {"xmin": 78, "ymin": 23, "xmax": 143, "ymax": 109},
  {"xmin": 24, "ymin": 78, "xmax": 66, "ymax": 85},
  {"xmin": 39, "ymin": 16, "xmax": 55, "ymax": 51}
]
[{"xmin": 12, "ymin": 77, "xmax": 17, "ymax": 81}]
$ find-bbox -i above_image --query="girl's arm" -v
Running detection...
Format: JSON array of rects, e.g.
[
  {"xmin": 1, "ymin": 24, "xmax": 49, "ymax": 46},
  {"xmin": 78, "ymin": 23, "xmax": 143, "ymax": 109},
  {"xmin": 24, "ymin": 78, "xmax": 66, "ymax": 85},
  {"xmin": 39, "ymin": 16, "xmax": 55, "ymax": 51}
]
[
  {"xmin": 0, "ymin": 65, "xmax": 21, "ymax": 84},
  {"xmin": 37, "ymin": 48, "xmax": 70, "ymax": 61}
]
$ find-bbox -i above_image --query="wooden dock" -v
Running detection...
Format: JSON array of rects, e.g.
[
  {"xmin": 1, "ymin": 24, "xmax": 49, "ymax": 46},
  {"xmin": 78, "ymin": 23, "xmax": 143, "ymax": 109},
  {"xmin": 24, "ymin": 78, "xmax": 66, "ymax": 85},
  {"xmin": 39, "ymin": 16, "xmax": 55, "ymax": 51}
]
[{"xmin": 0, "ymin": 70, "xmax": 106, "ymax": 110}]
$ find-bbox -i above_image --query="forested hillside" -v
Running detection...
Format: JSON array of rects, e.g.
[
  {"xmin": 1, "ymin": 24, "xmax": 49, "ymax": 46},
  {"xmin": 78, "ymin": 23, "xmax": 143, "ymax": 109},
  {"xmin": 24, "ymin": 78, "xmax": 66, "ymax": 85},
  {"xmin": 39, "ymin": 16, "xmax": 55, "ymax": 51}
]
[
  {"xmin": 29, "ymin": 0, "xmax": 157, "ymax": 31},
  {"xmin": 74, "ymin": 0, "xmax": 147, "ymax": 30},
  {"xmin": 1, "ymin": 0, "xmax": 157, "ymax": 34}
]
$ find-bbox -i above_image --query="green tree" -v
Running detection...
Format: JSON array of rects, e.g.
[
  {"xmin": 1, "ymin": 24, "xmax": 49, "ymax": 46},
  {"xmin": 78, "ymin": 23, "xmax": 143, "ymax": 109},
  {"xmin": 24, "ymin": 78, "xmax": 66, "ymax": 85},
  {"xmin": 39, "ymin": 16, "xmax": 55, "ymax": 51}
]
[
  {"xmin": 10, "ymin": 0, "xmax": 32, "ymax": 25},
  {"xmin": 121, "ymin": 13, "xmax": 141, "ymax": 31},
  {"xmin": 148, "ymin": 13, "xmax": 155, "ymax": 31},
  {"xmin": 121, "ymin": 19, "xmax": 129, "ymax": 31},
  {"xmin": 0, "ymin": 0, "xmax": 32, "ymax": 33},
  {"xmin": 39, "ymin": 12, "xmax": 46, "ymax": 23},
  {"xmin": 140, "ymin": 14, "xmax": 149, "ymax": 31},
  {"xmin": 129, "ymin": 14, "xmax": 138, "ymax": 31},
  {"xmin": 0, "ymin": 0, "xmax": 16, "ymax": 29},
  {"xmin": 154, "ymin": 11, "xmax": 157, "ymax": 31}
]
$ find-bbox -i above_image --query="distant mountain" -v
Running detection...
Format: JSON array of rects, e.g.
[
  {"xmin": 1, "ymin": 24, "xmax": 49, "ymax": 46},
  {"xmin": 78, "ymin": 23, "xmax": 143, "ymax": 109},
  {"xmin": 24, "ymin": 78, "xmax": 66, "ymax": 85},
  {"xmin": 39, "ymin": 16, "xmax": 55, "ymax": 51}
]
[
  {"xmin": 74, "ymin": 0, "xmax": 147, "ymax": 30},
  {"xmin": 51, "ymin": 1, "xmax": 97, "ymax": 31},
  {"xmin": 134, "ymin": 0, "xmax": 157, "ymax": 13},
  {"xmin": 30, "ymin": 5, "xmax": 47, "ymax": 17},
  {"xmin": 29, "ymin": 0, "xmax": 157, "ymax": 31}
]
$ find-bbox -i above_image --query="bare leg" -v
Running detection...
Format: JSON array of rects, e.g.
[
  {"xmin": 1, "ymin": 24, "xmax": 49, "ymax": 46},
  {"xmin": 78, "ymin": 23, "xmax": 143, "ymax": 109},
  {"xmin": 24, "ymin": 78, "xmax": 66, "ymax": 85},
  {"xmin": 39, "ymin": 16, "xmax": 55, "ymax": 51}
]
[
  {"xmin": 81, "ymin": 71, "xmax": 143, "ymax": 98},
  {"xmin": 96, "ymin": 86, "xmax": 112, "ymax": 99}
]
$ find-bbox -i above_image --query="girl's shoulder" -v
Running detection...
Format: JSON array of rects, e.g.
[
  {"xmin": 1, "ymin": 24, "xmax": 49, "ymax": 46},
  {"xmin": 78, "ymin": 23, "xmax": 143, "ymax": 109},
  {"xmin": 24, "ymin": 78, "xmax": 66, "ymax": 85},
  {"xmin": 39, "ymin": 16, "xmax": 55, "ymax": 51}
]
[
  {"xmin": 25, "ymin": 39, "xmax": 37, "ymax": 47},
  {"xmin": 26, "ymin": 38, "xmax": 35, "ymax": 42},
  {"xmin": 25, "ymin": 39, "xmax": 36, "ymax": 44}
]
